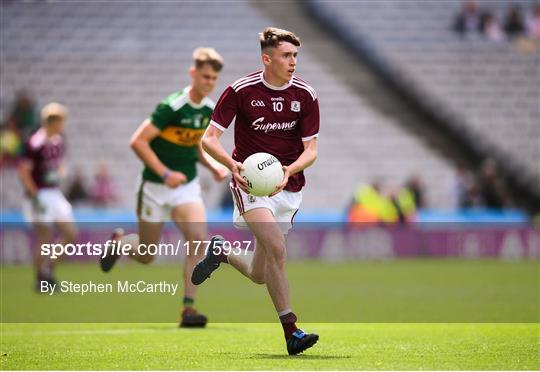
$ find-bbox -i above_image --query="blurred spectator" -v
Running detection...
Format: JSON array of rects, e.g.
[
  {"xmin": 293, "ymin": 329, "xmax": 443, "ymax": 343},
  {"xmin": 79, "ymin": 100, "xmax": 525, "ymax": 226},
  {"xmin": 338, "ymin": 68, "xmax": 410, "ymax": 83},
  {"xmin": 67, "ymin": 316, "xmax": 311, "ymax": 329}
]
[
  {"xmin": 384, "ymin": 184, "xmax": 417, "ymax": 224},
  {"xmin": 477, "ymin": 158, "xmax": 511, "ymax": 209},
  {"xmin": 65, "ymin": 167, "xmax": 89, "ymax": 205},
  {"xmin": 453, "ymin": 0, "xmax": 482, "ymax": 37},
  {"xmin": 451, "ymin": 163, "xmax": 481, "ymax": 209},
  {"xmin": 378, "ymin": 184, "xmax": 401, "ymax": 224},
  {"xmin": 504, "ymin": 5, "xmax": 526, "ymax": 38},
  {"xmin": 481, "ymin": 11, "xmax": 505, "ymax": 41},
  {"xmin": 348, "ymin": 179, "xmax": 416, "ymax": 226},
  {"xmin": 348, "ymin": 180, "xmax": 382, "ymax": 224},
  {"xmin": 7, "ymin": 90, "xmax": 39, "ymax": 143},
  {"xmin": 89, "ymin": 163, "xmax": 117, "ymax": 206},
  {"xmin": 527, "ymin": 2, "xmax": 540, "ymax": 38},
  {"xmin": 0, "ymin": 127, "xmax": 23, "ymax": 164},
  {"xmin": 394, "ymin": 185, "xmax": 417, "ymax": 223},
  {"xmin": 404, "ymin": 174, "xmax": 426, "ymax": 209},
  {"xmin": 0, "ymin": 91, "xmax": 39, "ymax": 166}
]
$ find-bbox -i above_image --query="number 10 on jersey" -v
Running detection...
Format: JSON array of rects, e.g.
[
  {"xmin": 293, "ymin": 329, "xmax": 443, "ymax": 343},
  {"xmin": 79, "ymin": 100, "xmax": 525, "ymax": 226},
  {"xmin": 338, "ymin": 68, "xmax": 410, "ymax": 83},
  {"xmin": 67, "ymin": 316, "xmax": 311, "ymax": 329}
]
[{"xmin": 272, "ymin": 102, "xmax": 283, "ymax": 112}]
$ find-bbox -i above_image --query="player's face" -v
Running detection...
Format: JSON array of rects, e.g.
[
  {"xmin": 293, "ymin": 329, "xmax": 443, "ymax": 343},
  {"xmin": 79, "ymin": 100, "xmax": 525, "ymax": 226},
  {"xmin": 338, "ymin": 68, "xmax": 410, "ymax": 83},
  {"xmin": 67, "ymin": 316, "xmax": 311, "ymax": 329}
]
[
  {"xmin": 265, "ymin": 42, "xmax": 298, "ymax": 84},
  {"xmin": 45, "ymin": 118, "xmax": 65, "ymax": 135},
  {"xmin": 191, "ymin": 64, "xmax": 220, "ymax": 97}
]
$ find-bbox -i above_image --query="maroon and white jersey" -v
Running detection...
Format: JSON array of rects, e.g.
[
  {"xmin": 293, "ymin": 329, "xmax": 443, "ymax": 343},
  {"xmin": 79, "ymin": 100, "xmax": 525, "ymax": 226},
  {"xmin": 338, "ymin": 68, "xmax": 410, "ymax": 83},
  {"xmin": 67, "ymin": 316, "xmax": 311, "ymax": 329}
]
[
  {"xmin": 23, "ymin": 128, "xmax": 65, "ymax": 189},
  {"xmin": 211, "ymin": 71, "xmax": 320, "ymax": 192}
]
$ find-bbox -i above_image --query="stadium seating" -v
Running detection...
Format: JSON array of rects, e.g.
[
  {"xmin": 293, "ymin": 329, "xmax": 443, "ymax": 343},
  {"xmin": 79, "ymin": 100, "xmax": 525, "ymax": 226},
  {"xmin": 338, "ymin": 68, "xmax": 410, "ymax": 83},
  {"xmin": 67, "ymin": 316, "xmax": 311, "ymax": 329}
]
[
  {"xmin": 2, "ymin": 1, "xmax": 459, "ymax": 211},
  {"xmin": 310, "ymin": 0, "xmax": 540, "ymax": 193}
]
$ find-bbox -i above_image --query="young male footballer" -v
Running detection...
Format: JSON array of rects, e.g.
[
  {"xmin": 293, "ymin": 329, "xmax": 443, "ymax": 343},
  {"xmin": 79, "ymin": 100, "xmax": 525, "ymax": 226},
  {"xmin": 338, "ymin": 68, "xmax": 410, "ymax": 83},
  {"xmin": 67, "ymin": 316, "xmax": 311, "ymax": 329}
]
[
  {"xmin": 192, "ymin": 27, "xmax": 320, "ymax": 355},
  {"xmin": 100, "ymin": 48, "xmax": 228, "ymax": 327},
  {"xmin": 18, "ymin": 103, "xmax": 77, "ymax": 291}
]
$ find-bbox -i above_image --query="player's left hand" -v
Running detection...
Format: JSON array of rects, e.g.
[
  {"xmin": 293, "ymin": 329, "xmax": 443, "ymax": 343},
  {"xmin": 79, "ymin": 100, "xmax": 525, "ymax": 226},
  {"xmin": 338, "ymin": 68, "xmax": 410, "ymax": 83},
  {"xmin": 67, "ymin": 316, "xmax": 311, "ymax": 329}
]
[
  {"xmin": 231, "ymin": 162, "xmax": 249, "ymax": 193},
  {"xmin": 270, "ymin": 166, "xmax": 290, "ymax": 197},
  {"xmin": 212, "ymin": 165, "xmax": 230, "ymax": 182}
]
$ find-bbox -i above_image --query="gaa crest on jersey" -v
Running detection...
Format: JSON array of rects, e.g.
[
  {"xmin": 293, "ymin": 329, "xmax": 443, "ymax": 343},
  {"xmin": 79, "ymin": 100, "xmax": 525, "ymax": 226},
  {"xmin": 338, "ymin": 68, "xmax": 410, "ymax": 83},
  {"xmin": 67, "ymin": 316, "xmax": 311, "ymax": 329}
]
[
  {"xmin": 145, "ymin": 206, "xmax": 152, "ymax": 217},
  {"xmin": 291, "ymin": 101, "xmax": 301, "ymax": 112},
  {"xmin": 248, "ymin": 195, "xmax": 256, "ymax": 203}
]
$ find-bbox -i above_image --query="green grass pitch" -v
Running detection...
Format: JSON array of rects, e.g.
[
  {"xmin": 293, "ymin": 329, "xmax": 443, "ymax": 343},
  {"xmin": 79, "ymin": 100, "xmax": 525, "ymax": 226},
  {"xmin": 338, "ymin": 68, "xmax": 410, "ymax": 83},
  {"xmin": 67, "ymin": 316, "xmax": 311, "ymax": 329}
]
[
  {"xmin": 2, "ymin": 323, "xmax": 538, "ymax": 370},
  {"xmin": 1, "ymin": 260, "xmax": 539, "ymax": 370}
]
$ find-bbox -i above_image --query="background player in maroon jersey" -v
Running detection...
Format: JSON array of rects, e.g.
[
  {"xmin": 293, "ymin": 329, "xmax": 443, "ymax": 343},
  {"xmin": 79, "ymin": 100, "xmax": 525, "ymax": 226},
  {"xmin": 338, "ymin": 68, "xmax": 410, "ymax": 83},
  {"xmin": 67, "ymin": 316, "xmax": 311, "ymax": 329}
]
[
  {"xmin": 192, "ymin": 27, "xmax": 320, "ymax": 355},
  {"xmin": 18, "ymin": 102, "xmax": 77, "ymax": 290}
]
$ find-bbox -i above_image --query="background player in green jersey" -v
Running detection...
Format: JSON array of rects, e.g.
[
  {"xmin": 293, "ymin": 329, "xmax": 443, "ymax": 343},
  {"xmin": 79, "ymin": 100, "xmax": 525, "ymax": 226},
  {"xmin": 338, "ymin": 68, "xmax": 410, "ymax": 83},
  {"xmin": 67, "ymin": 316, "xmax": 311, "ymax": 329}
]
[{"xmin": 100, "ymin": 48, "xmax": 228, "ymax": 327}]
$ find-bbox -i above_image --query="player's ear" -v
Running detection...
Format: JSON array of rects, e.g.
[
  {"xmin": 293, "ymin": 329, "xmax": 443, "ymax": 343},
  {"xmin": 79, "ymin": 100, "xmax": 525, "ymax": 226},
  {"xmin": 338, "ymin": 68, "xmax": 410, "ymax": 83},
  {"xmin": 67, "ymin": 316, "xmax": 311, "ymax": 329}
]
[
  {"xmin": 261, "ymin": 52, "xmax": 271, "ymax": 67},
  {"xmin": 189, "ymin": 66, "xmax": 196, "ymax": 78}
]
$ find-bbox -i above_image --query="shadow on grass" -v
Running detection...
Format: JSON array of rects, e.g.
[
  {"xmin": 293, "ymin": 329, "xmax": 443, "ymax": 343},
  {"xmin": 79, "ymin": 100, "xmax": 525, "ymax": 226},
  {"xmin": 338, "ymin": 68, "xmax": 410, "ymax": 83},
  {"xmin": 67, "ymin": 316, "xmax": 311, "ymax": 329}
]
[{"xmin": 254, "ymin": 353, "xmax": 352, "ymax": 360}]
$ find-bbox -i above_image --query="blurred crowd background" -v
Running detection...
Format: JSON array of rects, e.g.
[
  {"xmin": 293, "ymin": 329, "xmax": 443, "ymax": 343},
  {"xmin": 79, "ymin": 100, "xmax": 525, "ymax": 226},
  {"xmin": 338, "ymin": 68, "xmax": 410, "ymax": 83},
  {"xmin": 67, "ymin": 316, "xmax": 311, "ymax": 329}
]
[{"xmin": 1, "ymin": 0, "xmax": 539, "ymax": 224}]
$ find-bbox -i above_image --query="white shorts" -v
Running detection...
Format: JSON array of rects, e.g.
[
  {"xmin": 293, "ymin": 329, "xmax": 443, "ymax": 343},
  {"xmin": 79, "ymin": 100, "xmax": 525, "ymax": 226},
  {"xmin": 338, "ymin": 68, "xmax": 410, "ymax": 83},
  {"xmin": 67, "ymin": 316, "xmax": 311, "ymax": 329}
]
[
  {"xmin": 22, "ymin": 188, "xmax": 74, "ymax": 225},
  {"xmin": 137, "ymin": 177, "xmax": 203, "ymax": 223},
  {"xmin": 229, "ymin": 182, "xmax": 302, "ymax": 235}
]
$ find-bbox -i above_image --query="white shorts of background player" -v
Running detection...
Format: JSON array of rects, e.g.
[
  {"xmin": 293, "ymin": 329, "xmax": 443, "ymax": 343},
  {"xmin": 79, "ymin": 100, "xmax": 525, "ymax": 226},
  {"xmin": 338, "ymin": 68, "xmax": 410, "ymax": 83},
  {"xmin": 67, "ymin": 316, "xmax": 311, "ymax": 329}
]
[
  {"xmin": 22, "ymin": 188, "xmax": 74, "ymax": 225},
  {"xmin": 137, "ymin": 177, "xmax": 203, "ymax": 223}
]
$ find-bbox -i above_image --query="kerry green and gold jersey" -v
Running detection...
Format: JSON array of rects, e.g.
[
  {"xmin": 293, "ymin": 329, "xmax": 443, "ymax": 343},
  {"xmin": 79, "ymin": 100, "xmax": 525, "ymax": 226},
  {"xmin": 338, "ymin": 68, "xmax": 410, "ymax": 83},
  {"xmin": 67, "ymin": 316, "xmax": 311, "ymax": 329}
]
[{"xmin": 143, "ymin": 87, "xmax": 214, "ymax": 183}]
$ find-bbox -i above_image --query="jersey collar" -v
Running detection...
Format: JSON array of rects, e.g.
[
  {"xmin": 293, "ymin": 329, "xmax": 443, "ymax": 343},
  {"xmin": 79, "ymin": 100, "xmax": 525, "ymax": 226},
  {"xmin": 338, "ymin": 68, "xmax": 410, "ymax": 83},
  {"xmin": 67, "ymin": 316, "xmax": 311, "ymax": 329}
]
[
  {"xmin": 260, "ymin": 71, "xmax": 292, "ymax": 91},
  {"xmin": 184, "ymin": 86, "xmax": 208, "ymax": 109}
]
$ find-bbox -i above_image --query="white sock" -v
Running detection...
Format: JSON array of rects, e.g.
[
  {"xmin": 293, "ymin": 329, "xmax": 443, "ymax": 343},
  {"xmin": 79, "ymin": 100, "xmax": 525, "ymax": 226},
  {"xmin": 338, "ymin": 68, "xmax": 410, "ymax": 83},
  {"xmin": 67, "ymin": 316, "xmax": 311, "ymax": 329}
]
[{"xmin": 278, "ymin": 308, "xmax": 293, "ymax": 317}]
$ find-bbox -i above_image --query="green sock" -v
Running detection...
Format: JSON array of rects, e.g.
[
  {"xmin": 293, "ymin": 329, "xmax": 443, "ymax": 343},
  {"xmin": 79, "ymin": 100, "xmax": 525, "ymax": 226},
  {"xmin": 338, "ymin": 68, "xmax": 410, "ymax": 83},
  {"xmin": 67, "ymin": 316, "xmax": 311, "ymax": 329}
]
[{"xmin": 183, "ymin": 296, "xmax": 194, "ymax": 308}]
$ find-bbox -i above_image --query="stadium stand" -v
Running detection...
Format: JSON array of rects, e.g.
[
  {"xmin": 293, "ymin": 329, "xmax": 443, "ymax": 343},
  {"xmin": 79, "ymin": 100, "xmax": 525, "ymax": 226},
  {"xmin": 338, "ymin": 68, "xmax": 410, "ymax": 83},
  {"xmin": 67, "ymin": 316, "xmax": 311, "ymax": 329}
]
[
  {"xmin": 0, "ymin": 0, "xmax": 502, "ymax": 213},
  {"xmin": 306, "ymin": 0, "xmax": 540, "ymax": 211}
]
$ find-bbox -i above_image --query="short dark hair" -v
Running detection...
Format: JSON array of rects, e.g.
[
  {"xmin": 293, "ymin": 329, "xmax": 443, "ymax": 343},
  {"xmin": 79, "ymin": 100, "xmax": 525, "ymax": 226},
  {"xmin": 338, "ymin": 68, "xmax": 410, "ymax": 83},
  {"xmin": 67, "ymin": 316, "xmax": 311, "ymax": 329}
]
[
  {"xmin": 259, "ymin": 27, "xmax": 301, "ymax": 52},
  {"xmin": 192, "ymin": 47, "xmax": 224, "ymax": 72}
]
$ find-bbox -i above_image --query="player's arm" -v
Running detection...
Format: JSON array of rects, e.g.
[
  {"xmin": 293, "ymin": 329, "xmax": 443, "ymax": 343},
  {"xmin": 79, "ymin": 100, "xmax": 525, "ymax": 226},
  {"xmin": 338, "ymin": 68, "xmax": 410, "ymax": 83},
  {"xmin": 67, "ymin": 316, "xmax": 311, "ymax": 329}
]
[
  {"xmin": 17, "ymin": 160, "xmax": 38, "ymax": 198},
  {"xmin": 201, "ymin": 125, "xmax": 248, "ymax": 192},
  {"xmin": 197, "ymin": 141, "xmax": 229, "ymax": 181},
  {"xmin": 289, "ymin": 137, "xmax": 318, "ymax": 174},
  {"xmin": 130, "ymin": 119, "xmax": 187, "ymax": 188},
  {"xmin": 58, "ymin": 162, "xmax": 67, "ymax": 179},
  {"xmin": 271, "ymin": 137, "xmax": 318, "ymax": 196}
]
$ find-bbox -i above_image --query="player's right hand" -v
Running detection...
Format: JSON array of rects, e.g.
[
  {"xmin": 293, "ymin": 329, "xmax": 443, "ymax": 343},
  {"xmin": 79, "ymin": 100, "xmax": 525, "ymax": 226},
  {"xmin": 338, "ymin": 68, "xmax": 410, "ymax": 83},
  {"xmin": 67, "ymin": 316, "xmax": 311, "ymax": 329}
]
[
  {"xmin": 231, "ymin": 162, "xmax": 249, "ymax": 193},
  {"xmin": 165, "ymin": 171, "xmax": 187, "ymax": 188},
  {"xmin": 212, "ymin": 164, "xmax": 230, "ymax": 182}
]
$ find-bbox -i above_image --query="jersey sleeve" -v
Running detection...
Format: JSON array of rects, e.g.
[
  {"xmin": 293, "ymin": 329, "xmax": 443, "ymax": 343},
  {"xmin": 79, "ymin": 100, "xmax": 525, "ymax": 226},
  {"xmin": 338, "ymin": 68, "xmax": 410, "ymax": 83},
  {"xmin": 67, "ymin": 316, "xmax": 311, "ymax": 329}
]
[
  {"xmin": 210, "ymin": 86, "xmax": 238, "ymax": 132},
  {"xmin": 300, "ymin": 96, "xmax": 320, "ymax": 141},
  {"xmin": 150, "ymin": 103, "xmax": 176, "ymax": 131}
]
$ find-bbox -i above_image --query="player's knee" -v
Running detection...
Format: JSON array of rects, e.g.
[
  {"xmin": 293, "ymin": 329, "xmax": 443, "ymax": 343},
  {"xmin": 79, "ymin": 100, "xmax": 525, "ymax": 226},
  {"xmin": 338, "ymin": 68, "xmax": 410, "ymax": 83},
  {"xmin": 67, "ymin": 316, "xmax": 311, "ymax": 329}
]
[
  {"xmin": 265, "ymin": 241, "xmax": 286, "ymax": 267},
  {"xmin": 251, "ymin": 277, "xmax": 265, "ymax": 285},
  {"xmin": 250, "ymin": 272, "xmax": 266, "ymax": 285}
]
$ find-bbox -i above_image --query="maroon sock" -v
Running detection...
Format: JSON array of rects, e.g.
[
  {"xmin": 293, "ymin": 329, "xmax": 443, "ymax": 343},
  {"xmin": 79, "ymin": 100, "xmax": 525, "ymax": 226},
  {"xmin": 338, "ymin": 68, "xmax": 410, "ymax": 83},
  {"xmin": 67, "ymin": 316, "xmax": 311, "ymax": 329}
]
[{"xmin": 279, "ymin": 311, "xmax": 298, "ymax": 339}]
